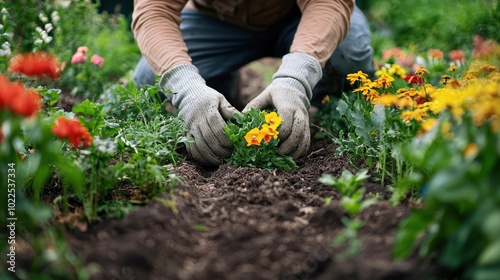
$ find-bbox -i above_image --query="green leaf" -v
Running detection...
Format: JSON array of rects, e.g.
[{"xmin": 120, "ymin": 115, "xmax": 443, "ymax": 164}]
[
  {"xmin": 393, "ymin": 208, "xmax": 435, "ymax": 260},
  {"xmin": 478, "ymin": 240, "xmax": 500, "ymax": 266},
  {"xmin": 371, "ymin": 104, "xmax": 386, "ymax": 131}
]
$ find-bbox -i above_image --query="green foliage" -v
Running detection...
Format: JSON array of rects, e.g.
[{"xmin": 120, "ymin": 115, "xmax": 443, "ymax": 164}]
[
  {"xmin": 319, "ymin": 169, "xmax": 376, "ymax": 216},
  {"xmin": 367, "ymin": 0, "xmax": 499, "ymax": 53},
  {"xmin": 224, "ymin": 108, "xmax": 297, "ymax": 171},
  {"xmin": 393, "ymin": 113, "xmax": 500, "ymax": 276},
  {"xmin": 333, "ymin": 217, "xmax": 365, "ymax": 261}
]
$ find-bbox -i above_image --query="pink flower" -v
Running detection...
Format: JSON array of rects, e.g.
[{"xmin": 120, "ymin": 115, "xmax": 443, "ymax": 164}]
[
  {"xmin": 71, "ymin": 52, "xmax": 86, "ymax": 64},
  {"xmin": 77, "ymin": 46, "xmax": 89, "ymax": 55},
  {"xmin": 90, "ymin": 54, "xmax": 104, "ymax": 67}
]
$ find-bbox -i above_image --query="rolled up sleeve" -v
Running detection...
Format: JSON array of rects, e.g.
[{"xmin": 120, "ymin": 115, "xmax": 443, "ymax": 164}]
[
  {"xmin": 132, "ymin": 0, "xmax": 192, "ymax": 75},
  {"xmin": 292, "ymin": 0, "xmax": 355, "ymax": 67}
]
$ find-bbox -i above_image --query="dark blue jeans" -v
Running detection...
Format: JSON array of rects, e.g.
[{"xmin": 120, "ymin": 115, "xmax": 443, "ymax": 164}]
[{"xmin": 134, "ymin": 5, "xmax": 374, "ymax": 109}]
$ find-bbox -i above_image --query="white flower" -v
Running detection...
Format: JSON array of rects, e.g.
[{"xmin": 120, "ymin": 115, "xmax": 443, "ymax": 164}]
[
  {"xmin": 51, "ymin": 11, "xmax": 60, "ymax": 23},
  {"xmin": 55, "ymin": 0, "xmax": 71, "ymax": 9},
  {"xmin": 36, "ymin": 26, "xmax": 43, "ymax": 33},
  {"xmin": 0, "ymin": 8, "xmax": 8, "ymax": 15},
  {"xmin": 0, "ymin": 24, "xmax": 3, "ymax": 30},
  {"xmin": 34, "ymin": 38, "xmax": 43, "ymax": 45},
  {"xmin": 45, "ymin": 23, "xmax": 53, "ymax": 33},
  {"xmin": 39, "ymin": 13, "xmax": 48, "ymax": 23},
  {"xmin": 44, "ymin": 36, "xmax": 53, "ymax": 44}
]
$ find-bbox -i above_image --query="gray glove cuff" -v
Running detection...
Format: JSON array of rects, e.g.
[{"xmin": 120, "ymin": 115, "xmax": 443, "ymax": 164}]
[
  {"xmin": 159, "ymin": 64, "xmax": 205, "ymax": 105},
  {"xmin": 273, "ymin": 53, "xmax": 323, "ymax": 100}
]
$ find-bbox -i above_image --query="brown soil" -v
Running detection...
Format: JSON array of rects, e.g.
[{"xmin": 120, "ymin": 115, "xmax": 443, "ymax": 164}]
[{"xmin": 65, "ymin": 137, "xmax": 440, "ymax": 280}]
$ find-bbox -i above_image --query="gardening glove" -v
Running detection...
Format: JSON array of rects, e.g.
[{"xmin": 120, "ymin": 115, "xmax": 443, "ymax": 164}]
[
  {"xmin": 160, "ymin": 64, "xmax": 239, "ymax": 166},
  {"xmin": 243, "ymin": 53, "xmax": 322, "ymax": 159}
]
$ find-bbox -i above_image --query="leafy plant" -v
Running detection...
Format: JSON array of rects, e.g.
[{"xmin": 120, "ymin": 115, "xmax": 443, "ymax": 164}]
[
  {"xmin": 224, "ymin": 108, "xmax": 297, "ymax": 171},
  {"xmin": 319, "ymin": 168, "xmax": 376, "ymax": 216},
  {"xmin": 394, "ymin": 112, "xmax": 500, "ymax": 277}
]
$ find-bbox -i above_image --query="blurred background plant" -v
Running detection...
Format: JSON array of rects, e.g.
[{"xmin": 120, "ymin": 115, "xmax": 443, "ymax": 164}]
[{"xmin": 365, "ymin": 0, "xmax": 500, "ymax": 56}]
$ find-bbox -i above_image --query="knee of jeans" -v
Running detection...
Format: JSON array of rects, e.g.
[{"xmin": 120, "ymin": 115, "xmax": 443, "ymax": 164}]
[{"xmin": 133, "ymin": 57, "xmax": 157, "ymax": 88}]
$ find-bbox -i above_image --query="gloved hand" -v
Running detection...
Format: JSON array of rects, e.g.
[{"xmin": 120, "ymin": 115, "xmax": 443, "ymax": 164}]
[
  {"xmin": 160, "ymin": 64, "xmax": 239, "ymax": 166},
  {"xmin": 243, "ymin": 53, "xmax": 323, "ymax": 159}
]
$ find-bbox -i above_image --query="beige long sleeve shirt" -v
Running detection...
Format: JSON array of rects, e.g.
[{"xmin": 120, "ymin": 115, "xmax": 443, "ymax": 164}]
[{"xmin": 132, "ymin": 0, "xmax": 355, "ymax": 75}]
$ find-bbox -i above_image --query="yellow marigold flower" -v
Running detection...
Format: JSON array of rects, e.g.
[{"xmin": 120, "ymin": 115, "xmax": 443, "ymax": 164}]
[
  {"xmin": 354, "ymin": 86, "xmax": 379, "ymax": 102},
  {"xmin": 321, "ymin": 95, "xmax": 330, "ymax": 104},
  {"xmin": 397, "ymin": 96, "xmax": 415, "ymax": 108},
  {"xmin": 390, "ymin": 64, "xmax": 407, "ymax": 79},
  {"xmin": 415, "ymin": 66, "xmax": 430, "ymax": 76},
  {"xmin": 260, "ymin": 124, "xmax": 279, "ymax": 143},
  {"xmin": 374, "ymin": 94, "xmax": 398, "ymax": 106},
  {"xmin": 448, "ymin": 65, "xmax": 458, "ymax": 72},
  {"xmin": 265, "ymin": 112, "xmax": 282, "ymax": 128},
  {"xmin": 374, "ymin": 74, "xmax": 395, "ymax": 90},
  {"xmin": 346, "ymin": 71, "xmax": 369, "ymax": 85},
  {"xmin": 463, "ymin": 143, "xmax": 478, "ymax": 158},
  {"xmin": 375, "ymin": 67, "xmax": 389, "ymax": 77},
  {"xmin": 400, "ymin": 108, "xmax": 428, "ymax": 122},
  {"xmin": 418, "ymin": 118, "xmax": 437, "ymax": 135},
  {"xmin": 244, "ymin": 128, "xmax": 263, "ymax": 146}
]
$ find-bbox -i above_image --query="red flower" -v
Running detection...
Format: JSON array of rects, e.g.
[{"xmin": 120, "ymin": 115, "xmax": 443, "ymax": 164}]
[
  {"xmin": 0, "ymin": 75, "xmax": 42, "ymax": 117},
  {"xmin": 404, "ymin": 73, "xmax": 424, "ymax": 85},
  {"xmin": 52, "ymin": 116, "xmax": 93, "ymax": 147},
  {"xmin": 8, "ymin": 52, "xmax": 61, "ymax": 80},
  {"xmin": 9, "ymin": 88, "xmax": 42, "ymax": 117}
]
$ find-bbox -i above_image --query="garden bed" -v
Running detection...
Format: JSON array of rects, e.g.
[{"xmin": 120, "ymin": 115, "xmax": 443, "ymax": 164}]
[{"xmin": 62, "ymin": 139, "xmax": 440, "ymax": 280}]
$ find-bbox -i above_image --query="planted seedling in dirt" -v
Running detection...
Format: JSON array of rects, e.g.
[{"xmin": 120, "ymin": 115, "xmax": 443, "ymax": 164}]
[
  {"xmin": 320, "ymin": 168, "xmax": 377, "ymax": 260},
  {"xmin": 224, "ymin": 108, "xmax": 297, "ymax": 171}
]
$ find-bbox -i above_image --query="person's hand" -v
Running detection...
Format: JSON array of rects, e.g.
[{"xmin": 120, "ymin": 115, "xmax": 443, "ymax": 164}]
[
  {"xmin": 160, "ymin": 64, "xmax": 239, "ymax": 166},
  {"xmin": 243, "ymin": 53, "xmax": 323, "ymax": 159}
]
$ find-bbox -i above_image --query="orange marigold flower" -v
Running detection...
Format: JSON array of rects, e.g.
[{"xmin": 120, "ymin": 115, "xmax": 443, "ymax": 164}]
[
  {"xmin": 244, "ymin": 128, "xmax": 262, "ymax": 146},
  {"xmin": 8, "ymin": 52, "xmax": 61, "ymax": 80},
  {"xmin": 52, "ymin": 116, "xmax": 93, "ymax": 147},
  {"xmin": 449, "ymin": 50, "xmax": 465, "ymax": 63},
  {"xmin": 428, "ymin": 49, "xmax": 444, "ymax": 60}
]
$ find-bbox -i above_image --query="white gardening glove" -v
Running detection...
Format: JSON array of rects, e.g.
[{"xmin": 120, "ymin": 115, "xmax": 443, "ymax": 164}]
[
  {"xmin": 243, "ymin": 53, "xmax": 322, "ymax": 159},
  {"xmin": 160, "ymin": 64, "xmax": 239, "ymax": 166}
]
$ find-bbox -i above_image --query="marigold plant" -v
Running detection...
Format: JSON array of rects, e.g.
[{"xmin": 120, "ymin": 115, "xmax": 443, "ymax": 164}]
[{"xmin": 224, "ymin": 108, "xmax": 296, "ymax": 171}]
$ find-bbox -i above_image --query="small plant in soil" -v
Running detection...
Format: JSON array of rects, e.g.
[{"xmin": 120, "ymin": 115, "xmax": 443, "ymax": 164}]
[{"xmin": 224, "ymin": 108, "xmax": 297, "ymax": 171}]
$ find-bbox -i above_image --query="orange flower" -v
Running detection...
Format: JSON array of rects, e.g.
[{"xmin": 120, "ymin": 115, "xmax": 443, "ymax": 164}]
[
  {"xmin": 8, "ymin": 52, "xmax": 61, "ymax": 80},
  {"xmin": 260, "ymin": 124, "xmax": 279, "ymax": 143},
  {"xmin": 0, "ymin": 75, "xmax": 42, "ymax": 117},
  {"xmin": 52, "ymin": 116, "xmax": 93, "ymax": 147},
  {"xmin": 428, "ymin": 49, "xmax": 444, "ymax": 60},
  {"xmin": 449, "ymin": 50, "xmax": 465, "ymax": 63},
  {"xmin": 244, "ymin": 128, "xmax": 262, "ymax": 146}
]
